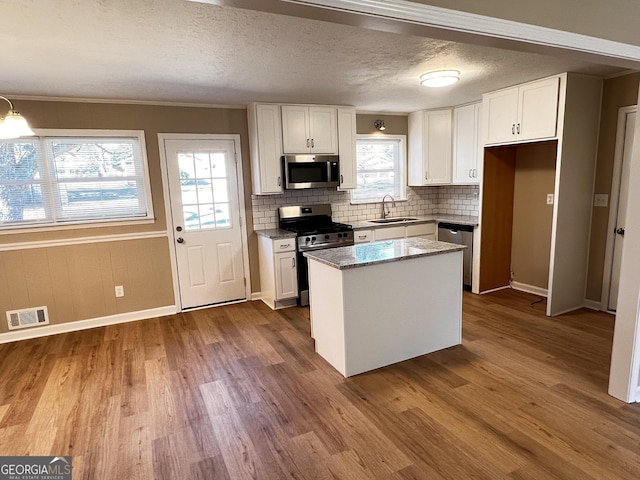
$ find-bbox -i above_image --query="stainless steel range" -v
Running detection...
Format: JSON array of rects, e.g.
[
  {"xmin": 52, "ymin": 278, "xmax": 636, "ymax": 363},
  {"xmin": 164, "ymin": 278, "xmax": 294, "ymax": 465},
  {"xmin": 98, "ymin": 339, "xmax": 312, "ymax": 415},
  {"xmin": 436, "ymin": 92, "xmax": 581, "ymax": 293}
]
[{"xmin": 279, "ymin": 204, "xmax": 354, "ymax": 305}]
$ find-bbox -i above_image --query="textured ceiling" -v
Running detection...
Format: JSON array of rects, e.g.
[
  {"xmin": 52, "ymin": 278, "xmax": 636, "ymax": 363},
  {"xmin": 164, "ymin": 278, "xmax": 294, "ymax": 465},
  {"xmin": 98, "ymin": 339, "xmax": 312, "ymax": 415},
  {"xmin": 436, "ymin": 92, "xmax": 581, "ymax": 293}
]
[{"xmin": 0, "ymin": 0, "xmax": 625, "ymax": 113}]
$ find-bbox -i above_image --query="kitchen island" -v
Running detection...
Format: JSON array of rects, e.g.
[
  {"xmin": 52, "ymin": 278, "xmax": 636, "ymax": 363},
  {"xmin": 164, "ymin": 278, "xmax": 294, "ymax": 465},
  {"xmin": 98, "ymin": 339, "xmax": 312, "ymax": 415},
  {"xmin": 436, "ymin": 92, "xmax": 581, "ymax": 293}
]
[{"xmin": 304, "ymin": 237, "xmax": 465, "ymax": 377}]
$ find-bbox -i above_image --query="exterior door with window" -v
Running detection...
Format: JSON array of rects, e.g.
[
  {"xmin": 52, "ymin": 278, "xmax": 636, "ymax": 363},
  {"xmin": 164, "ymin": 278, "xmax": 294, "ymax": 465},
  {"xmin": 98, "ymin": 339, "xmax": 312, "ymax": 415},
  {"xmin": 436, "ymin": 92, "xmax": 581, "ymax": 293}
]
[{"xmin": 163, "ymin": 138, "xmax": 246, "ymax": 309}]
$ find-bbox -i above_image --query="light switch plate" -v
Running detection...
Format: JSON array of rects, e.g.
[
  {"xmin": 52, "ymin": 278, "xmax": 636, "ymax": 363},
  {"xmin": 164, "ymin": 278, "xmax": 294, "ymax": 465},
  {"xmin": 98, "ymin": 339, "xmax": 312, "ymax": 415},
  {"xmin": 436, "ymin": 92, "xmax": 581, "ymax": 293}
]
[
  {"xmin": 546, "ymin": 194, "xmax": 554, "ymax": 205},
  {"xmin": 594, "ymin": 194, "xmax": 609, "ymax": 207}
]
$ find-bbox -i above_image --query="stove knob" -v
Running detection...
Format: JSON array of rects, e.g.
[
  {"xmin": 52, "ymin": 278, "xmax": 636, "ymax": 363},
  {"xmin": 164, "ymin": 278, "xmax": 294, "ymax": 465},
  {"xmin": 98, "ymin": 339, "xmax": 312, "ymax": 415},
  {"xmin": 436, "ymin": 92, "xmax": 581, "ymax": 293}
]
[
  {"xmin": 311, "ymin": 236, "xmax": 316, "ymax": 242},
  {"xmin": 325, "ymin": 234, "xmax": 330, "ymax": 240},
  {"xmin": 338, "ymin": 233, "xmax": 343, "ymax": 238},
  {"xmin": 305, "ymin": 237, "xmax": 311, "ymax": 243}
]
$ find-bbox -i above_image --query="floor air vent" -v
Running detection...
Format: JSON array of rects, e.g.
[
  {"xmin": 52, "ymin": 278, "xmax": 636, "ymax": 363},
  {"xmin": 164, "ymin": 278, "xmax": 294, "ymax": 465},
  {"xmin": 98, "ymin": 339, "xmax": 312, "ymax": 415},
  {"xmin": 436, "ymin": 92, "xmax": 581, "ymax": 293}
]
[{"xmin": 6, "ymin": 306, "xmax": 49, "ymax": 330}]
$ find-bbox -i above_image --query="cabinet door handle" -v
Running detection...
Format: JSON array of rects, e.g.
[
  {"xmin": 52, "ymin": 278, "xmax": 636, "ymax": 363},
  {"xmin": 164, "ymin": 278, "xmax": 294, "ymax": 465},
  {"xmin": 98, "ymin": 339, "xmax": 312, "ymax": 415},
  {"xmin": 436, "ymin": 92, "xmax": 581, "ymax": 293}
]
[
  {"xmin": 306, "ymin": 138, "xmax": 310, "ymax": 148},
  {"xmin": 358, "ymin": 234, "xmax": 367, "ymax": 240},
  {"xmin": 278, "ymin": 176, "xmax": 281, "ymax": 186},
  {"xmin": 517, "ymin": 123, "xmax": 521, "ymax": 134},
  {"xmin": 311, "ymin": 138, "xmax": 315, "ymax": 148},
  {"xmin": 469, "ymin": 169, "xmax": 473, "ymax": 178},
  {"xmin": 292, "ymin": 257, "xmax": 296, "ymax": 268},
  {"xmin": 425, "ymin": 172, "xmax": 429, "ymax": 180},
  {"xmin": 473, "ymin": 168, "xmax": 477, "ymax": 178},
  {"xmin": 280, "ymin": 243, "xmax": 290, "ymax": 249},
  {"xmin": 340, "ymin": 174, "xmax": 344, "ymax": 183},
  {"xmin": 512, "ymin": 124, "xmax": 516, "ymax": 135}
]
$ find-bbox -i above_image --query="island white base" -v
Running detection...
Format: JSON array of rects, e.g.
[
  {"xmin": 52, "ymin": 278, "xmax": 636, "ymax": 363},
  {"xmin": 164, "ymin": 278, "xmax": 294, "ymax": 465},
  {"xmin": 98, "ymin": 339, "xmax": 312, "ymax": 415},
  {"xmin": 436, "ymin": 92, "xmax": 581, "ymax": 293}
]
[{"xmin": 308, "ymin": 251, "xmax": 463, "ymax": 377}]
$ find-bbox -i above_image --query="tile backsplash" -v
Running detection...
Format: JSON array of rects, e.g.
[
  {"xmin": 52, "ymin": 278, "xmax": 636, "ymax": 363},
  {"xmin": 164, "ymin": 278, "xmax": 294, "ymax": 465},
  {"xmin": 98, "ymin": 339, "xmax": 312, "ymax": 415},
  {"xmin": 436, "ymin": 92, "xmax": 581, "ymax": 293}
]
[{"xmin": 251, "ymin": 185, "xmax": 479, "ymax": 230}]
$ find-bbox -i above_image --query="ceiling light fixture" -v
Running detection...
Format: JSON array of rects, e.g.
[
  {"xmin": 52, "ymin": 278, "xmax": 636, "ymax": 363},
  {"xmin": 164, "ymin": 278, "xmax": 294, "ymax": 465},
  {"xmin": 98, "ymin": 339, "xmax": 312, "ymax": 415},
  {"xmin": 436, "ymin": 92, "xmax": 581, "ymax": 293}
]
[
  {"xmin": 420, "ymin": 70, "xmax": 461, "ymax": 88},
  {"xmin": 374, "ymin": 119, "xmax": 386, "ymax": 131},
  {"xmin": 0, "ymin": 96, "xmax": 35, "ymax": 139}
]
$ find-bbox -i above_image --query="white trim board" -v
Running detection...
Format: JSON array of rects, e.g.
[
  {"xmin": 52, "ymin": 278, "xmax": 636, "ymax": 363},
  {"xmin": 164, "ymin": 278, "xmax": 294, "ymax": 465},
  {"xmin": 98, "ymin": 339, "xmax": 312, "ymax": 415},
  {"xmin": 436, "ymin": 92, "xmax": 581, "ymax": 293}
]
[
  {"xmin": 281, "ymin": 0, "xmax": 640, "ymax": 63},
  {"xmin": 0, "ymin": 231, "xmax": 168, "ymax": 252},
  {"xmin": 511, "ymin": 281, "xmax": 548, "ymax": 298},
  {"xmin": 584, "ymin": 299, "xmax": 605, "ymax": 312},
  {"xmin": 0, "ymin": 305, "xmax": 177, "ymax": 344}
]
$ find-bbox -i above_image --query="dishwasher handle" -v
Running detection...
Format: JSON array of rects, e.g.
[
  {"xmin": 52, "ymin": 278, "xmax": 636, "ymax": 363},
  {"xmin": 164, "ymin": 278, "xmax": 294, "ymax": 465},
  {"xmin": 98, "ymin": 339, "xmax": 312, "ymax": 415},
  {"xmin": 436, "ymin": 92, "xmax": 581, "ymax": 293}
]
[{"xmin": 438, "ymin": 222, "xmax": 474, "ymax": 233}]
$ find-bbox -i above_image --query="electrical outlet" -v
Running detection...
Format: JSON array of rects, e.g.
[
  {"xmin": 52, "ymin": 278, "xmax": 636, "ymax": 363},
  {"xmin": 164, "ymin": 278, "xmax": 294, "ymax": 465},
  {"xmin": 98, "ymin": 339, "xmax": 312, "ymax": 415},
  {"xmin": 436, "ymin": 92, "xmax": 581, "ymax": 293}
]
[
  {"xmin": 115, "ymin": 285, "xmax": 124, "ymax": 297},
  {"xmin": 546, "ymin": 194, "xmax": 554, "ymax": 205},
  {"xmin": 594, "ymin": 194, "xmax": 609, "ymax": 207}
]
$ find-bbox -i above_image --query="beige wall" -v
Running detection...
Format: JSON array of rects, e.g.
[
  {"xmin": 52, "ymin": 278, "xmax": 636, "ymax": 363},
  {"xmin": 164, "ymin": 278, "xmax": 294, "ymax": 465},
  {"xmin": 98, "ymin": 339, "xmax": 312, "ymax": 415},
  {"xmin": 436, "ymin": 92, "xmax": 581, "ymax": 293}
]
[
  {"xmin": 511, "ymin": 142, "xmax": 557, "ymax": 290},
  {"xmin": 586, "ymin": 73, "xmax": 640, "ymax": 301},
  {"xmin": 356, "ymin": 114, "xmax": 408, "ymax": 135},
  {"xmin": 0, "ymin": 238, "xmax": 174, "ymax": 333},
  {"xmin": 411, "ymin": 0, "xmax": 640, "ymax": 46},
  {"xmin": 0, "ymin": 100, "xmax": 256, "ymax": 332}
]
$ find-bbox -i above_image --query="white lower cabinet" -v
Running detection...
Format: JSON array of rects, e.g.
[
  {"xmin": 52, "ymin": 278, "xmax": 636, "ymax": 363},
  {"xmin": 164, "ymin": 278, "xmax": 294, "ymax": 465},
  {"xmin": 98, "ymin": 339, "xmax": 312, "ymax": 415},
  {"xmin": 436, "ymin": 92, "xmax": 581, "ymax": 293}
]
[
  {"xmin": 374, "ymin": 226, "xmax": 405, "ymax": 241},
  {"xmin": 406, "ymin": 222, "xmax": 436, "ymax": 239},
  {"xmin": 275, "ymin": 252, "xmax": 298, "ymax": 299},
  {"xmin": 355, "ymin": 222, "xmax": 437, "ymax": 242},
  {"xmin": 258, "ymin": 236, "xmax": 298, "ymax": 309},
  {"xmin": 354, "ymin": 229, "xmax": 373, "ymax": 243}
]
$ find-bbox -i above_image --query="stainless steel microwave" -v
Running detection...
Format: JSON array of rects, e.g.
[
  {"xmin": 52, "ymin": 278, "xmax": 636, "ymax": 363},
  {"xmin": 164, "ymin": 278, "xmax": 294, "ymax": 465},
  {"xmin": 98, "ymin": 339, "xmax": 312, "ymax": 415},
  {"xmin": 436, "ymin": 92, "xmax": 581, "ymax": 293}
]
[{"xmin": 283, "ymin": 155, "xmax": 340, "ymax": 189}]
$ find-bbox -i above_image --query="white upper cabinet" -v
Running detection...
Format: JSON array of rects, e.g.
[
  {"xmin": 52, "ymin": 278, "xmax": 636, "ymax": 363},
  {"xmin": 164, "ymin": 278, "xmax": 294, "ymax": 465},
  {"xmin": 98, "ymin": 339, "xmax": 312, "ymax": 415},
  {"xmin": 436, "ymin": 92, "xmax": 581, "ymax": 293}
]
[
  {"xmin": 452, "ymin": 102, "xmax": 482, "ymax": 185},
  {"xmin": 483, "ymin": 76, "xmax": 560, "ymax": 145},
  {"xmin": 408, "ymin": 108, "xmax": 452, "ymax": 186},
  {"xmin": 337, "ymin": 107, "xmax": 357, "ymax": 189},
  {"xmin": 281, "ymin": 105, "xmax": 338, "ymax": 154},
  {"xmin": 248, "ymin": 103, "xmax": 283, "ymax": 195}
]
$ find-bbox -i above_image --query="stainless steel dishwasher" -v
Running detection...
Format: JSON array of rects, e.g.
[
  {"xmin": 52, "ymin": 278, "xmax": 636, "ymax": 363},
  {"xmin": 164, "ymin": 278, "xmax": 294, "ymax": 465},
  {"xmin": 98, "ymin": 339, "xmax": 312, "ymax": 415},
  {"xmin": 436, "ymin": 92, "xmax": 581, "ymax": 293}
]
[{"xmin": 438, "ymin": 222, "xmax": 473, "ymax": 290}]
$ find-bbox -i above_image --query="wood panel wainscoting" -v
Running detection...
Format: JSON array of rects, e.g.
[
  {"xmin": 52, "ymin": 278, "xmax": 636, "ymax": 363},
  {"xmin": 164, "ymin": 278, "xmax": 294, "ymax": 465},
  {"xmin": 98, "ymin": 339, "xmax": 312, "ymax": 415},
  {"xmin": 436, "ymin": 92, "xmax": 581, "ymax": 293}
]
[{"xmin": 1, "ymin": 290, "xmax": 639, "ymax": 479}]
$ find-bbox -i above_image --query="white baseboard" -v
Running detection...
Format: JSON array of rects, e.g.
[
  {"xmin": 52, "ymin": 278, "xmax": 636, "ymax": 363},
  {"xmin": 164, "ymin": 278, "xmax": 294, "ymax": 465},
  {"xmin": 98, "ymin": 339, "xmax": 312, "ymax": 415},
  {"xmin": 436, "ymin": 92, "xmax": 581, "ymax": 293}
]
[
  {"xmin": 0, "ymin": 305, "xmax": 177, "ymax": 344},
  {"xmin": 636, "ymin": 386, "xmax": 640, "ymax": 403},
  {"xmin": 251, "ymin": 291, "xmax": 262, "ymax": 301},
  {"xmin": 511, "ymin": 281, "xmax": 548, "ymax": 297},
  {"xmin": 479, "ymin": 285, "xmax": 511, "ymax": 295},
  {"xmin": 583, "ymin": 299, "xmax": 603, "ymax": 311}
]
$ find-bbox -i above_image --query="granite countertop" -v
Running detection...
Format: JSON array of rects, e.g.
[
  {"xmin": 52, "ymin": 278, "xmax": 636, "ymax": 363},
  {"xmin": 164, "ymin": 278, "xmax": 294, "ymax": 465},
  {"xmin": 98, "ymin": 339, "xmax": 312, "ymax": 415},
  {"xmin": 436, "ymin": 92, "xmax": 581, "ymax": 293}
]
[
  {"xmin": 255, "ymin": 228, "xmax": 297, "ymax": 240},
  {"xmin": 303, "ymin": 237, "xmax": 466, "ymax": 270},
  {"xmin": 352, "ymin": 214, "xmax": 478, "ymax": 229}
]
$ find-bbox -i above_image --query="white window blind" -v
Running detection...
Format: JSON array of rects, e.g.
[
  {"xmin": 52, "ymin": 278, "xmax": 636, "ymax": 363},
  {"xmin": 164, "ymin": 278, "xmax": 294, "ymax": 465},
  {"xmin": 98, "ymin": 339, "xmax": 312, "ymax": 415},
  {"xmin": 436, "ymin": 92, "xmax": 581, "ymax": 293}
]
[{"xmin": 0, "ymin": 130, "xmax": 153, "ymax": 229}]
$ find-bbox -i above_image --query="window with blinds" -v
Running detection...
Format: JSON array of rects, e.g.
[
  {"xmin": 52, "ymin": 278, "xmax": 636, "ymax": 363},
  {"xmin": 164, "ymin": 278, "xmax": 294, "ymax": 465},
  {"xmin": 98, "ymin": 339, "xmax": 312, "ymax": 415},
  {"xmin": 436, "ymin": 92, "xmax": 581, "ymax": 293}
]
[{"xmin": 0, "ymin": 130, "xmax": 153, "ymax": 229}]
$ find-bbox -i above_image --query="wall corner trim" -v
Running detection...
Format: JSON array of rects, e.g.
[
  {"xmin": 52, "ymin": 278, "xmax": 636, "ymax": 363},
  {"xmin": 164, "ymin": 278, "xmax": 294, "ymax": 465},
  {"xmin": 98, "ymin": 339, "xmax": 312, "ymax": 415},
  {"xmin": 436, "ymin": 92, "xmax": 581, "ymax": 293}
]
[{"xmin": 0, "ymin": 305, "xmax": 177, "ymax": 344}]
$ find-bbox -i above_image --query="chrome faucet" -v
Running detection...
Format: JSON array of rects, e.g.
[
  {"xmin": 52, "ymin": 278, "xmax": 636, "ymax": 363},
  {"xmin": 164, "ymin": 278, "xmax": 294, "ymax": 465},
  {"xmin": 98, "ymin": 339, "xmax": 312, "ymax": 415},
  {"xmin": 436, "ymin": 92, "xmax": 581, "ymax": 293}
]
[{"xmin": 381, "ymin": 194, "xmax": 396, "ymax": 218}]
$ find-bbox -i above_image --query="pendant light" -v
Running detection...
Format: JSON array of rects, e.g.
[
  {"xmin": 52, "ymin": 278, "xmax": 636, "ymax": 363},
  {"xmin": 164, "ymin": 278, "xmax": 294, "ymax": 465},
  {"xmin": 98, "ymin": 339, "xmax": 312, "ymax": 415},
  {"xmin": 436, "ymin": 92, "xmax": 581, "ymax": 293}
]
[{"xmin": 0, "ymin": 96, "xmax": 35, "ymax": 139}]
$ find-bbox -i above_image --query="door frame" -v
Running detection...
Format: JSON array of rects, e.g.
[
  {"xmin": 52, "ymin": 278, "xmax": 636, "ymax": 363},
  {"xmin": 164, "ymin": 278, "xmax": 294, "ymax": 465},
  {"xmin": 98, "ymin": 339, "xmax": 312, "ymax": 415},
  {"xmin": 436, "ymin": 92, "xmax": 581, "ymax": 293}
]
[
  {"xmin": 158, "ymin": 133, "xmax": 251, "ymax": 311},
  {"xmin": 601, "ymin": 105, "xmax": 637, "ymax": 312}
]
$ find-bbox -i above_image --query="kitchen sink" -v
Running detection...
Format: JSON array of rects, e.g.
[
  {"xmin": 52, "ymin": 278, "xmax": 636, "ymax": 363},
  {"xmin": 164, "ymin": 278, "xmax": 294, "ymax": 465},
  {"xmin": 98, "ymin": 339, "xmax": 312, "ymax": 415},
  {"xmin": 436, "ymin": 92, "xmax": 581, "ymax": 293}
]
[{"xmin": 369, "ymin": 217, "xmax": 418, "ymax": 224}]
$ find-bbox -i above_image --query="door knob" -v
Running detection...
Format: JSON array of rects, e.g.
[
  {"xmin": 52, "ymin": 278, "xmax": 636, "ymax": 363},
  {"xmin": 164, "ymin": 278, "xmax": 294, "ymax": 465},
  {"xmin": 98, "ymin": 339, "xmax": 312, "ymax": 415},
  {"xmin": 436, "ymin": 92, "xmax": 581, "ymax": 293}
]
[
  {"xmin": 615, "ymin": 227, "xmax": 625, "ymax": 236},
  {"xmin": 176, "ymin": 237, "xmax": 185, "ymax": 244}
]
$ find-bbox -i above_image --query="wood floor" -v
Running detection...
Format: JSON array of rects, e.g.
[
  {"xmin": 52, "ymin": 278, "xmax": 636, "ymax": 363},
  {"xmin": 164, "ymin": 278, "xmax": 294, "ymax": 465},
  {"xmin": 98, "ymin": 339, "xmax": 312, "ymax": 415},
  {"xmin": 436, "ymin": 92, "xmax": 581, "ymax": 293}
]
[{"xmin": 1, "ymin": 289, "xmax": 639, "ymax": 479}]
